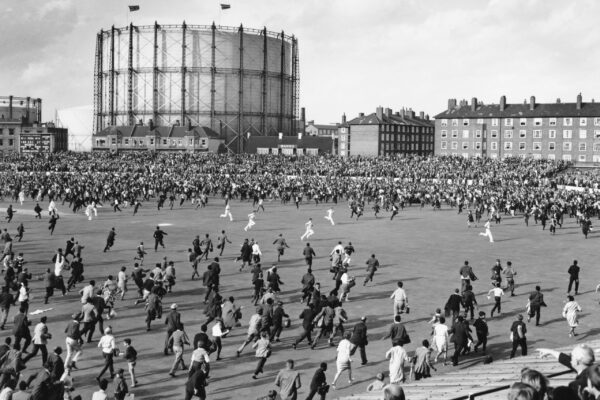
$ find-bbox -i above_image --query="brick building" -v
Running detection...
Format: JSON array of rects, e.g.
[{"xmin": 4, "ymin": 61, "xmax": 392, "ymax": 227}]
[
  {"xmin": 434, "ymin": 94, "xmax": 600, "ymax": 162},
  {"xmin": 0, "ymin": 96, "xmax": 68, "ymax": 154},
  {"xmin": 93, "ymin": 122, "xmax": 225, "ymax": 152},
  {"xmin": 338, "ymin": 106, "xmax": 434, "ymax": 157}
]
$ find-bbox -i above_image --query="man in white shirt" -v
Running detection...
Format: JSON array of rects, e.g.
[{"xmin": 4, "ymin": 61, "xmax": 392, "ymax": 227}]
[
  {"xmin": 488, "ymin": 282, "xmax": 504, "ymax": 317},
  {"xmin": 251, "ymin": 241, "xmax": 262, "ymax": 265},
  {"xmin": 236, "ymin": 308, "xmax": 263, "ymax": 356},
  {"xmin": 79, "ymin": 280, "xmax": 96, "ymax": 304},
  {"xmin": 390, "ymin": 281, "xmax": 408, "ymax": 317},
  {"xmin": 330, "ymin": 241, "xmax": 344, "ymax": 256},
  {"xmin": 91, "ymin": 378, "xmax": 109, "ymax": 400}
]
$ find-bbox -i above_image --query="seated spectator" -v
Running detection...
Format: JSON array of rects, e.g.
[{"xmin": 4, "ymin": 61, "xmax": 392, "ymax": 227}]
[
  {"xmin": 537, "ymin": 344, "xmax": 595, "ymax": 395},
  {"xmin": 383, "ymin": 384, "xmax": 405, "ymax": 400},
  {"xmin": 507, "ymin": 382, "xmax": 540, "ymax": 400},
  {"xmin": 366, "ymin": 372, "xmax": 386, "ymax": 391},
  {"xmin": 520, "ymin": 368, "xmax": 549, "ymax": 399}
]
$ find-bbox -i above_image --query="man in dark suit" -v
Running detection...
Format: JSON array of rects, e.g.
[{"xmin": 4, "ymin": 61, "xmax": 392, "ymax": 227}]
[
  {"xmin": 381, "ymin": 315, "xmax": 410, "ymax": 346},
  {"xmin": 350, "ymin": 316, "xmax": 368, "ymax": 365},
  {"xmin": 446, "ymin": 289, "xmax": 463, "ymax": 323},
  {"xmin": 449, "ymin": 315, "xmax": 469, "ymax": 366},
  {"xmin": 46, "ymin": 346, "xmax": 65, "ymax": 382},
  {"xmin": 293, "ymin": 304, "xmax": 316, "ymax": 349},
  {"xmin": 567, "ymin": 260, "xmax": 580, "ymax": 295},
  {"xmin": 303, "ymin": 243, "xmax": 316, "ymax": 268},
  {"xmin": 306, "ymin": 362, "xmax": 328, "ymax": 400},
  {"xmin": 528, "ymin": 286, "xmax": 546, "ymax": 326},
  {"xmin": 164, "ymin": 303, "xmax": 181, "ymax": 355},
  {"xmin": 12, "ymin": 306, "xmax": 31, "ymax": 352},
  {"xmin": 153, "ymin": 226, "xmax": 167, "ymax": 251},
  {"xmin": 238, "ymin": 239, "xmax": 252, "ymax": 271}
]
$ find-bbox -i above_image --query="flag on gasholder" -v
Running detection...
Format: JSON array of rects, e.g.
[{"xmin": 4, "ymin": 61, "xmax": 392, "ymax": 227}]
[
  {"xmin": 129, "ymin": 5, "xmax": 140, "ymax": 11},
  {"xmin": 220, "ymin": 4, "xmax": 231, "ymax": 9}
]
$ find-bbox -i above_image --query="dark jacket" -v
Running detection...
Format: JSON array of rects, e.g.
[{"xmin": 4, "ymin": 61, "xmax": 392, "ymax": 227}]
[
  {"xmin": 165, "ymin": 310, "xmax": 181, "ymax": 331},
  {"xmin": 299, "ymin": 308, "xmax": 316, "ymax": 330},
  {"xmin": 12, "ymin": 312, "xmax": 30, "ymax": 336},
  {"xmin": 350, "ymin": 321, "xmax": 368, "ymax": 346},
  {"xmin": 446, "ymin": 293, "xmax": 463, "ymax": 312},
  {"xmin": 309, "ymin": 367, "xmax": 327, "ymax": 391},
  {"xmin": 449, "ymin": 322, "xmax": 469, "ymax": 345}
]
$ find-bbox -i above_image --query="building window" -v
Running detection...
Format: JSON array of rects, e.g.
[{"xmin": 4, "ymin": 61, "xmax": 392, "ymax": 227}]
[
  {"xmin": 550, "ymin": 118, "xmax": 557, "ymax": 126},
  {"xmin": 594, "ymin": 143, "xmax": 600, "ymax": 152},
  {"xmin": 563, "ymin": 130, "xmax": 572, "ymax": 139},
  {"xmin": 474, "ymin": 142, "xmax": 482, "ymax": 150},
  {"xmin": 563, "ymin": 154, "xmax": 572, "ymax": 161},
  {"xmin": 519, "ymin": 130, "xmax": 526, "ymax": 138},
  {"xmin": 491, "ymin": 130, "xmax": 498, "ymax": 138},
  {"xmin": 563, "ymin": 142, "xmax": 572, "ymax": 151},
  {"xmin": 124, "ymin": 139, "xmax": 129, "ymax": 145},
  {"xmin": 462, "ymin": 130, "xmax": 469, "ymax": 139},
  {"xmin": 579, "ymin": 155, "xmax": 586, "ymax": 162},
  {"xmin": 533, "ymin": 130, "xmax": 542, "ymax": 138},
  {"xmin": 452, "ymin": 119, "xmax": 458, "ymax": 126},
  {"xmin": 520, "ymin": 118, "xmax": 527, "ymax": 126},
  {"xmin": 8, "ymin": 129, "xmax": 14, "ymax": 136},
  {"xmin": 451, "ymin": 130, "xmax": 458, "ymax": 138},
  {"xmin": 451, "ymin": 142, "xmax": 458, "ymax": 150},
  {"xmin": 580, "ymin": 118, "xmax": 587, "ymax": 126},
  {"xmin": 532, "ymin": 154, "xmax": 542, "ymax": 160},
  {"xmin": 150, "ymin": 138, "xmax": 155, "ymax": 145},
  {"xmin": 519, "ymin": 142, "xmax": 526, "ymax": 150},
  {"xmin": 564, "ymin": 118, "xmax": 573, "ymax": 126},
  {"xmin": 579, "ymin": 142, "xmax": 587, "ymax": 151},
  {"xmin": 504, "ymin": 142, "xmax": 513, "ymax": 150},
  {"xmin": 579, "ymin": 129, "xmax": 587, "ymax": 139},
  {"xmin": 162, "ymin": 139, "xmax": 167, "ymax": 145},
  {"xmin": 462, "ymin": 142, "xmax": 468, "ymax": 150},
  {"xmin": 477, "ymin": 118, "xmax": 483, "ymax": 124},
  {"xmin": 201, "ymin": 139, "xmax": 207, "ymax": 146},
  {"xmin": 441, "ymin": 119, "xmax": 448, "ymax": 127},
  {"xmin": 111, "ymin": 138, "xmax": 116, "ymax": 145},
  {"xmin": 463, "ymin": 119, "xmax": 469, "ymax": 126},
  {"xmin": 533, "ymin": 142, "xmax": 541, "ymax": 151},
  {"xmin": 475, "ymin": 130, "xmax": 481, "ymax": 138},
  {"xmin": 441, "ymin": 141, "xmax": 447, "ymax": 150},
  {"xmin": 548, "ymin": 142, "xmax": 555, "ymax": 151},
  {"xmin": 594, "ymin": 118, "xmax": 600, "ymax": 126},
  {"xmin": 178, "ymin": 139, "xmax": 182, "ymax": 146},
  {"xmin": 492, "ymin": 119, "xmax": 498, "ymax": 126},
  {"xmin": 548, "ymin": 154, "xmax": 555, "ymax": 160},
  {"xmin": 504, "ymin": 130, "xmax": 513, "ymax": 139},
  {"xmin": 441, "ymin": 130, "xmax": 447, "ymax": 138},
  {"xmin": 0, "ymin": 139, "xmax": 3, "ymax": 146},
  {"xmin": 491, "ymin": 142, "xmax": 498, "ymax": 150},
  {"xmin": 505, "ymin": 118, "xmax": 513, "ymax": 126},
  {"xmin": 534, "ymin": 118, "xmax": 542, "ymax": 126},
  {"xmin": 549, "ymin": 130, "xmax": 556, "ymax": 138}
]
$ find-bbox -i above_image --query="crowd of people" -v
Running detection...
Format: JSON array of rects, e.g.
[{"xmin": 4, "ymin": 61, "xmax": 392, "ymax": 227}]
[{"xmin": 0, "ymin": 152, "xmax": 597, "ymax": 400}]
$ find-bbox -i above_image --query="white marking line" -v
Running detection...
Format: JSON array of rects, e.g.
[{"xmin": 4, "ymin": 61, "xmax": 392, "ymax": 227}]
[{"xmin": 158, "ymin": 223, "xmax": 173, "ymax": 226}]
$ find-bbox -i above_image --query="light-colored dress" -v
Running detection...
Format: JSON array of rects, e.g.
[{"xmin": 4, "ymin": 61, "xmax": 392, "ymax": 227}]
[
  {"xmin": 336, "ymin": 338, "xmax": 353, "ymax": 371},
  {"xmin": 386, "ymin": 345, "xmax": 410, "ymax": 384},
  {"xmin": 433, "ymin": 322, "xmax": 449, "ymax": 351},
  {"xmin": 562, "ymin": 301, "xmax": 582, "ymax": 328}
]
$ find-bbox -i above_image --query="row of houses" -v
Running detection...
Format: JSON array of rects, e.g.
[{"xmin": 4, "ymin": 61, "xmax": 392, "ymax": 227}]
[{"xmin": 90, "ymin": 94, "xmax": 600, "ymax": 161}]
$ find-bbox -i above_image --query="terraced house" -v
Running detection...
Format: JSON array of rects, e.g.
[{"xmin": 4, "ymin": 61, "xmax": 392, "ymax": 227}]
[{"xmin": 434, "ymin": 94, "xmax": 600, "ymax": 162}]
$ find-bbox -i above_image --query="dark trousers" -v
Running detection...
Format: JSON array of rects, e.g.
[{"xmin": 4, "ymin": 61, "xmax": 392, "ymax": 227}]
[
  {"xmin": 452, "ymin": 343, "xmax": 467, "ymax": 365},
  {"xmin": 350, "ymin": 344, "xmax": 367, "ymax": 364},
  {"xmin": 294, "ymin": 328, "xmax": 313, "ymax": 346},
  {"xmin": 474, "ymin": 332, "xmax": 487, "ymax": 351},
  {"xmin": 529, "ymin": 305, "xmax": 541, "ymax": 325},
  {"xmin": 165, "ymin": 328, "xmax": 175, "ymax": 353},
  {"xmin": 510, "ymin": 338, "xmax": 527, "ymax": 358},
  {"xmin": 23, "ymin": 344, "xmax": 48, "ymax": 365},
  {"xmin": 98, "ymin": 352, "xmax": 114, "ymax": 378},
  {"xmin": 13, "ymin": 334, "xmax": 31, "ymax": 352},
  {"xmin": 154, "ymin": 239, "xmax": 164, "ymax": 251},
  {"xmin": 270, "ymin": 324, "xmax": 283, "ymax": 341},
  {"xmin": 491, "ymin": 297, "xmax": 501, "ymax": 315},
  {"xmin": 254, "ymin": 357, "xmax": 267, "ymax": 375},
  {"xmin": 80, "ymin": 321, "xmax": 96, "ymax": 343},
  {"xmin": 306, "ymin": 388, "xmax": 326, "ymax": 400},
  {"xmin": 568, "ymin": 277, "xmax": 579, "ymax": 294}
]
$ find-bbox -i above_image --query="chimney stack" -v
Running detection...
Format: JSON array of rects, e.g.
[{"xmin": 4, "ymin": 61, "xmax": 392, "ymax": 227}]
[
  {"xmin": 556, "ymin": 98, "xmax": 561, "ymax": 104},
  {"xmin": 385, "ymin": 108, "xmax": 392, "ymax": 118},
  {"xmin": 500, "ymin": 95, "xmax": 506, "ymax": 111},
  {"xmin": 577, "ymin": 93, "xmax": 582, "ymax": 110},
  {"xmin": 301, "ymin": 107, "xmax": 306, "ymax": 122},
  {"xmin": 358, "ymin": 112, "xmax": 364, "ymax": 118},
  {"xmin": 419, "ymin": 111, "xmax": 425, "ymax": 119},
  {"xmin": 471, "ymin": 97, "xmax": 477, "ymax": 111},
  {"xmin": 530, "ymin": 96, "xmax": 535, "ymax": 111},
  {"xmin": 376, "ymin": 106, "xmax": 383, "ymax": 120},
  {"xmin": 448, "ymin": 98, "xmax": 457, "ymax": 110},
  {"xmin": 400, "ymin": 109, "xmax": 405, "ymax": 118},
  {"xmin": 149, "ymin": 119, "xmax": 154, "ymax": 130},
  {"xmin": 341, "ymin": 113, "xmax": 346, "ymax": 124}
]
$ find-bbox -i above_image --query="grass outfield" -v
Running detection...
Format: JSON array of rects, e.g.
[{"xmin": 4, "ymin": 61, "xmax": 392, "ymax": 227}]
[{"xmin": 1, "ymin": 198, "xmax": 599, "ymax": 400}]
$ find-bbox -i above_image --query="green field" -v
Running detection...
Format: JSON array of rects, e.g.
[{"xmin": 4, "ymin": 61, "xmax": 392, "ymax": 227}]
[{"xmin": 2, "ymin": 197, "xmax": 599, "ymax": 400}]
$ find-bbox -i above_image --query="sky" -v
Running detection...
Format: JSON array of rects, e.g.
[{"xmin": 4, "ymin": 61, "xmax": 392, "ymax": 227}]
[{"xmin": 2, "ymin": 0, "xmax": 600, "ymax": 127}]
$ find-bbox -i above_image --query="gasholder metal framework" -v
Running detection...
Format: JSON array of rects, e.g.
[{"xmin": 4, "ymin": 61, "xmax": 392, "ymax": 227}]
[{"xmin": 93, "ymin": 22, "xmax": 299, "ymax": 152}]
